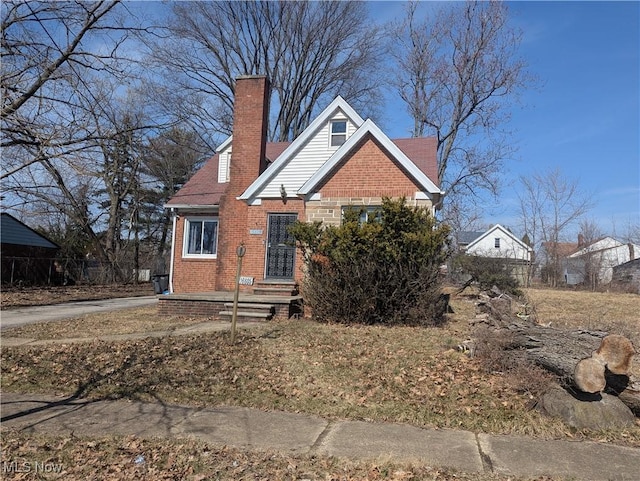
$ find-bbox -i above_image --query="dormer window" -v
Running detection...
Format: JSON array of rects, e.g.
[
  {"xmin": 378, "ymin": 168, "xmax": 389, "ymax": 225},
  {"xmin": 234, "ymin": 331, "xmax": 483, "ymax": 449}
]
[{"xmin": 330, "ymin": 120, "xmax": 347, "ymax": 147}]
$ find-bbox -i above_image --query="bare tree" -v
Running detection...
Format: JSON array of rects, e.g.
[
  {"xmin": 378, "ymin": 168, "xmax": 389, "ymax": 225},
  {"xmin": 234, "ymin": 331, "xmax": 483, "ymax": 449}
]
[
  {"xmin": 389, "ymin": 1, "xmax": 532, "ymax": 215},
  {"xmin": 139, "ymin": 127, "xmax": 205, "ymax": 272},
  {"xmin": 517, "ymin": 168, "xmax": 593, "ymax": 287},
  {"xmin": 577, "ymin": 219, "xmax": 604, "ymax": 290},
  {"xmin": 142, "ymin": 1, "xmax": 384, "ymax": 146},
  {"xmin": 0, "ymin": 0, "xmax": 146, "ymax": 180},
  {"xmin": 1, "ymin": 1, "xmax": 189, "ymax": 281}
]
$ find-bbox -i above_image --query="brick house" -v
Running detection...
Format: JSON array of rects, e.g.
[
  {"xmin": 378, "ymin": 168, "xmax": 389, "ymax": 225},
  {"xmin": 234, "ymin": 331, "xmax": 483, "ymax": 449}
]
[{"xmin": 162, "ymin": 76, "xmax": 442, "ymax": 317}]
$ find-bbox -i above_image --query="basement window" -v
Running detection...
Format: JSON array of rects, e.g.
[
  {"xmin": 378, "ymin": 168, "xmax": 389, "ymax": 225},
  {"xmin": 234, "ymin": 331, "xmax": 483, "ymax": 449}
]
[
  {"xmin": 183, "ymin": 217, "xmax": 218, "ymax": 258},
  {"xmin": 330, "ymin": 120, "xmax": 347, "ymax": 147}
]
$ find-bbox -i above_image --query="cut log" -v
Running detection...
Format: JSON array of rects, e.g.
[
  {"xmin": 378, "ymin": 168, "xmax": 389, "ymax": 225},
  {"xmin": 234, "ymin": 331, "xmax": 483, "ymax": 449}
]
[
  {"xmin": 574, "ymin": 357, "xmax": 606, "ymax": 393},
  {"xmin": 595, "ymin": 334, "xmax": 636, "ymax": 374},
  {"xmin": 469, "ymin": 292, "xmax": 640, "ymax": 415}
]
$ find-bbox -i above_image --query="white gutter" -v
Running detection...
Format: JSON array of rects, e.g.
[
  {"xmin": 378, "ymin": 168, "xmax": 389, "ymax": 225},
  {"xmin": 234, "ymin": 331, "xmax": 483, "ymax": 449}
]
[
  {"xmin": 169, "ymin": 209, "xmax": 177, "ymax": 293},
  {"xmin": 163, "ymin": 204, "xmax": 219, "ymax": 210}
]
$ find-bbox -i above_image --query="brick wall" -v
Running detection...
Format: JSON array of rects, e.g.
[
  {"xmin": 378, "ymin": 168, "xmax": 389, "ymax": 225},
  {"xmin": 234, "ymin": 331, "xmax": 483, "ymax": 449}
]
[
  {"xmin": 318, "ymin": 135, "xmax": 423, "ymax": 198},
  {"xmin": 171, "ymin": 215, "xmax": 217, "ymax": 293},
  {"xmin": 306, "ymin": 135, "xmax": 433, "ymax": 226}
]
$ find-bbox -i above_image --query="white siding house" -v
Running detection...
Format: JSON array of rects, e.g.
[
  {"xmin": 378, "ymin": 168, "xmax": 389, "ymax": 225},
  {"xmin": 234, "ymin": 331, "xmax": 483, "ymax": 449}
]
[
  {"xmin": 567, "ymin": 237, "xmax": 640, "ymax": 284},
  {"xmin": 465, "ymin": 224, "xmax": 532, "ymax": 262}
]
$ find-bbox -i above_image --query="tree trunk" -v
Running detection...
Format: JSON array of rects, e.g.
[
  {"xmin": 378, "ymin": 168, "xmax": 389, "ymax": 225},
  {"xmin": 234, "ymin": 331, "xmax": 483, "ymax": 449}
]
[{"xmin": 471, "ymin": 292, "xmax": 640, "ymax": 416}]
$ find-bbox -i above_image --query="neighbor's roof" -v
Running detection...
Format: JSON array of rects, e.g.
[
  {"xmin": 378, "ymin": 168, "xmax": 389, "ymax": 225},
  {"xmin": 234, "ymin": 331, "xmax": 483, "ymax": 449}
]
[
  {"xmin": 457, "ymin": 231, "xmax": 485, "ymax": 245},
  {"xmin": 542, "ymin": 241, "xmax": 579, "ymax": 257},
  {"xmin": 0, "ymin": 213, "xmax": 59, "ymax": 249}
]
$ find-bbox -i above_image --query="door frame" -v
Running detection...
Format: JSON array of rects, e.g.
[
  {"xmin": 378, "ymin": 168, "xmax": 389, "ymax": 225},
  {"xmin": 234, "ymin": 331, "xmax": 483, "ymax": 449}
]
[{"xmin": 264, "ymin": 213, "xmax": 297, "ymax": 280}]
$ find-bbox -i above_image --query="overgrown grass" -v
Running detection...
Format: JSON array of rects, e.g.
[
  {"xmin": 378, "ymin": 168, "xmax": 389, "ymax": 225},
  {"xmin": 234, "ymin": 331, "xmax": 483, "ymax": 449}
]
[{"xmin": 3, "ymin": 290, "xmax": 639, "ymax": 447}]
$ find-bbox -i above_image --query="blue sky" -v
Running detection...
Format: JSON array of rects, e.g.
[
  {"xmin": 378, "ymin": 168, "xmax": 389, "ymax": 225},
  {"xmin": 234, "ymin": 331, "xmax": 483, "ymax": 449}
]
[
  {"xmin": 371, "ymin": 1, "xmax": 639, "ymax": 238},
  {"xmin": 129, "ymin": 1, "xmax": 638, "ymax": 238}
]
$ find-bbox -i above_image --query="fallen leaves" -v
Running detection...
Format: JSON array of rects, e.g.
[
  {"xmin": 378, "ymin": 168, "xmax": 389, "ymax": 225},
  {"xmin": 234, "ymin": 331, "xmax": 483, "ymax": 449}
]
[
  {"xmin": 2, "ymin": 314, "xmax": 639, "ymax": 447},
  {"xmin": 0, "ymin": 429, "xmax": 555, "ymax": 481}
]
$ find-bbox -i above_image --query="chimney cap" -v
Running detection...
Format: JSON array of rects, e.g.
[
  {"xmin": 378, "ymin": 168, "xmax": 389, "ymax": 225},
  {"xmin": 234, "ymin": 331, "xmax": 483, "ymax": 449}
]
[{"xmin": 236, "ymin": 74, "xmax": 268, "ymax": 81}]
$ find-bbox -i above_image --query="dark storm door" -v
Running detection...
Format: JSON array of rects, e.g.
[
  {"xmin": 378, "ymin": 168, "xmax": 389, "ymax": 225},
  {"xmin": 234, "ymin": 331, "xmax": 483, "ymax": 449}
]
[{"xmin": 265, "ymin": 213, "xmax": 297, "ymax": 279}]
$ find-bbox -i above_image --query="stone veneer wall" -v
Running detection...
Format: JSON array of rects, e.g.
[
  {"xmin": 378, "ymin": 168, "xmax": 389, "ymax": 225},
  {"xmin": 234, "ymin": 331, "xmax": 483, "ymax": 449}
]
[{"xmin": 305, "ymin": 196, "xmax": 433, "ymax": 225}]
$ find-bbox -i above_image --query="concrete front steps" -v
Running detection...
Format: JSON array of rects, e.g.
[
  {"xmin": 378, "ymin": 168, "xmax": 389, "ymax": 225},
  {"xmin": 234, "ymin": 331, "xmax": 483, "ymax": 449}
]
[
  {"xmin": 251, "ymin": 280, "xmax": 299, "ymax": 296},
  {"xmin": 158, "ymin": 291, "xmax": 303, "ymax": 320},
  {"xmin": 219, "ymin": 302, "xmax": 275, "ymax": 323}
]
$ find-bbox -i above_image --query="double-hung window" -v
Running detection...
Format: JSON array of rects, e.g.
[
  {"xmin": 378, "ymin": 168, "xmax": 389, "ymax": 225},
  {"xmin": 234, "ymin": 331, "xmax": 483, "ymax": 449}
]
[
  {"xmin": 183, "ymin": 217, "xmax": 218, "ymax": 258},
  {"xmin": 494, "ymin": 238, "xmax": 501, "ymax": 249},
  {"xmin": 330, "ymin": 120, "xmax": 347, "ymax": 147}
]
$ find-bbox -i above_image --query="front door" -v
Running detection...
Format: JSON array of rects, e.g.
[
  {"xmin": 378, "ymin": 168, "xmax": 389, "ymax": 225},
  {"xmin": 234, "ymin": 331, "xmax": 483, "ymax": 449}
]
[{"xmin": 265, "ymin": 213, "xmax": 297, "ymax": 279}]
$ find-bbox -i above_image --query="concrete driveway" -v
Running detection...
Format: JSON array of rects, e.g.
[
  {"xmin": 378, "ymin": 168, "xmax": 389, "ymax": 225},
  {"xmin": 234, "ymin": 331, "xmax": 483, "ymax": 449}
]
[{"xmin": 0, "ymin": 296, "xmax": 158, "ymax": 331}]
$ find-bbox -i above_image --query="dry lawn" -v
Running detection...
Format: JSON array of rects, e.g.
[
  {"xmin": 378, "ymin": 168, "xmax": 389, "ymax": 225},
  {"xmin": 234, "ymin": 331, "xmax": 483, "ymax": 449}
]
[
  {"xmin": 523, "ymin": 288, "xmax": 640, "ymax": 345},
  {"xmin": 2, "ymin": 289, "xmax": 639, "ymax": 449}
]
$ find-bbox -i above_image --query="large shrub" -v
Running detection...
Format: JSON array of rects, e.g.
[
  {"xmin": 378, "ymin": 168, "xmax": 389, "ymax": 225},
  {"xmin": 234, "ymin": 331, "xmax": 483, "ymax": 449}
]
[{"xmin": 289, "ymin": 198, "xmax": 450, "ymax": 326}]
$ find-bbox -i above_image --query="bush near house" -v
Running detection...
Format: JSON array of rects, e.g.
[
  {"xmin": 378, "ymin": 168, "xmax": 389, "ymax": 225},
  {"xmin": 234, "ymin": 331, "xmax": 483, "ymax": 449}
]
[{"xmin": 289, "ymin": 197, "xmax": 450, "ymax": 326}]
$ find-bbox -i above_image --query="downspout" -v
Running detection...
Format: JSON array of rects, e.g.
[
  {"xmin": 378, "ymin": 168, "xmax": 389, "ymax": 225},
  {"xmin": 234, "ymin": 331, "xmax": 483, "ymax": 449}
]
[{"xmin": 169, "ymin": 208, "xmax": 177, "ymax": 293}]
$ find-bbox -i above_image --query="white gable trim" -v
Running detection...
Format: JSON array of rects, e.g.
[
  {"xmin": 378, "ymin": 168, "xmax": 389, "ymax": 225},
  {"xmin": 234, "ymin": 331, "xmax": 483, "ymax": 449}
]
[
  {"xmin": 216, "ymin": 135, "xmax": 232, "ymax": 153},
  {"xmin": 298, "ymin": 119, "xmax": 442, "ymax": 196},
  {"xmin": 238, "ymin": 96, "xmax": 365, "ymax": 201},
  {"xmin": 466, "ymin": 224, "xmax": 531, "ymax": 253}
]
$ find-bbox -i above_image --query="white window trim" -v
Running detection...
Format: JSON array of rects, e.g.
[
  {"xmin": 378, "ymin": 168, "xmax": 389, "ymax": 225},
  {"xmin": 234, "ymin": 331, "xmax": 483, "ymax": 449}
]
[
  {"xmin": 341, "ymin": 205, "xmax": 381, "ymax": 224},
  {"xmin": 182, "ymin": 217, "xmax": 219, "ymax": 259},
  {"xmin": 329, "ymin": 119, "xmax": 347, "ymax": 148}
]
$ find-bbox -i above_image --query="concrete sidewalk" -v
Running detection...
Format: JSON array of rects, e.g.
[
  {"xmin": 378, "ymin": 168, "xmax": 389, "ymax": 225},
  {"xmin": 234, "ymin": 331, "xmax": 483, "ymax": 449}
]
[{"xmin": 1, "ymin": 392, "xmax": 638, "ymax": 481}]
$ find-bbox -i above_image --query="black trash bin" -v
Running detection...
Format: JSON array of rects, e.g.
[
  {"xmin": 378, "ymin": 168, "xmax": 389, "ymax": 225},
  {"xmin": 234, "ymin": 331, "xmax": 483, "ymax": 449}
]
[{"xmin": 152, "ymin": 274, "xmax": 169, "ymax": 294}]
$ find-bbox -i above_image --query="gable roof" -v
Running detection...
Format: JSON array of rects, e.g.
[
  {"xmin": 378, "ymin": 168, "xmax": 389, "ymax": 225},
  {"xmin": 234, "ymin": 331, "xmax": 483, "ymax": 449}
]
[
  {"xmin": 165, "ymin": 143, "xmax": 290, "ymax": 208},
  {"xmin": 541, "ymin": 241, "xmax": 580, "ymax": 259},
  {"xmin": 1, "ymin": 213, "xmax": 59, "ymax": 249},
  {"xmin": 298, "ymin": 119, "xmax": 441, "ymax": 197},
  {"xmin": 569, "ymin": 237, "xmax": 640, "ymax": 258},
  {"xmin": 239, "ymin": 96, "xmax": 365, "ymax": 201},
  {"xmin": 466, "ymin": 224, "xmax": 532, "ymax": 253},
  {"xmin": 166, "ymin": 95, "xmax": 441, "ymax": 208}
]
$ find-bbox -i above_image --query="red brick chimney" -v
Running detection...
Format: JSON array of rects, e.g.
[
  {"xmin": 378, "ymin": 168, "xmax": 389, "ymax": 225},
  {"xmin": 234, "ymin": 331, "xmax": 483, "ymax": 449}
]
[{"xmin": 215, "ymin": 76, "xmax": 270, "ymax": 291}]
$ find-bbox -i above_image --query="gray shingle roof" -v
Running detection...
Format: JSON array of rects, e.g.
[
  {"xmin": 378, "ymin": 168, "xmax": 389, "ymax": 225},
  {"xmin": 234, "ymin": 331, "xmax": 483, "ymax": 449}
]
[
  {"xmin": 458, "ymin": 231, "xmax": 484, "ymax": 245},
  {"xmin": 1, "ymin": 213, "xmax": 59, "ymax": 249}
]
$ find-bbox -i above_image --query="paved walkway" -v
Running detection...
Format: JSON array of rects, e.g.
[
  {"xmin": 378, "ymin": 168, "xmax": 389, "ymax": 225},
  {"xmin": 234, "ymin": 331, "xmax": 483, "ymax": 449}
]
[
  {"xmin": 2, "ymin": 299, "xmax": 639, "ymax": 480},
  {"xmin": 0, "ymin": 296, "xmax": 158, "ymax": 330},
  {"xmin": 1, "ymin": 392, "xmax": 639, "ymax": 481}
]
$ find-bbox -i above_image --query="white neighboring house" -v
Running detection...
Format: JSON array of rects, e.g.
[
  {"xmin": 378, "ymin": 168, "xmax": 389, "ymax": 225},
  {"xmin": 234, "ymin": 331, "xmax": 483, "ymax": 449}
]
[
  {"xmin": 464, "ymin": 224, "xmax": 533, "ymax": 262},
  {"xmin": 461, "ymin": 224, "xmax": 533, "ymax": 286},
  {"xmin": 567, "ymin": 237, "xmax": 640, "ymax": 284}
]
